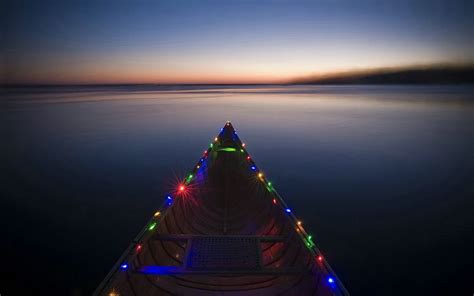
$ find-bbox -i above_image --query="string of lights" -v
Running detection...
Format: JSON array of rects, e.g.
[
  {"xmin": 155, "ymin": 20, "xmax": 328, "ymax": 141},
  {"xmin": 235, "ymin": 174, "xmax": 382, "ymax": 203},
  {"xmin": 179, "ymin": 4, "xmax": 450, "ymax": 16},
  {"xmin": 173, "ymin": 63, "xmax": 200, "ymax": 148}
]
[{"xmin": 107, "ymin": 121, "xmax": 346, "ymax": 295}]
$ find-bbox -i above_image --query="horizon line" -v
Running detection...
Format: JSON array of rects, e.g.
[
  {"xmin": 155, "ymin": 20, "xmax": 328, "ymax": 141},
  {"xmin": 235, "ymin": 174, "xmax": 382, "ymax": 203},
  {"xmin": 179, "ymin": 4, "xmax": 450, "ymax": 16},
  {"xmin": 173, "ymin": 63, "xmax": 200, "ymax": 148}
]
[{"xmin": 3, "ymin": 64, "xmax": 474, "ymax": 87}]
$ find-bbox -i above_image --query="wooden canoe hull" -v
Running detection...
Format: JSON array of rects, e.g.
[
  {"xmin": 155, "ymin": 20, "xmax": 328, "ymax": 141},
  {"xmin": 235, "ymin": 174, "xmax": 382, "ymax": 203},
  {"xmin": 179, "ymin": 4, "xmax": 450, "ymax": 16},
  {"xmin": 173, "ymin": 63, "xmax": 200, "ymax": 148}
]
[{"xmin": 95, "ymin": 122, "xmax": 349, "ymax": 296}]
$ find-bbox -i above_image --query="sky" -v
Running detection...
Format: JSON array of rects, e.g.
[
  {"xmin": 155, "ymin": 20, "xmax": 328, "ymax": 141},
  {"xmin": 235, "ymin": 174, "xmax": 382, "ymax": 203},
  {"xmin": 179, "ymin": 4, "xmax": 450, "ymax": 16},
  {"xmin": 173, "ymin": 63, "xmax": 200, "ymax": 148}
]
[{"xmin": 2, "ymin": 0, "xmax": 473, "ymax": 84}]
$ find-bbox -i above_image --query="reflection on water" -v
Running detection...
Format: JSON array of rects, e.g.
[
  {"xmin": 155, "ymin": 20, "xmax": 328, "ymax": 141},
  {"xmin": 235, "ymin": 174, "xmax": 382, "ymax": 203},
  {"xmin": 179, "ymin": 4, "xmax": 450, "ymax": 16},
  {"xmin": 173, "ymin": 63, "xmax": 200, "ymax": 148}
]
[{"xmin": 1, "ymin": 85, "xmax": 473, "ymax": 295}]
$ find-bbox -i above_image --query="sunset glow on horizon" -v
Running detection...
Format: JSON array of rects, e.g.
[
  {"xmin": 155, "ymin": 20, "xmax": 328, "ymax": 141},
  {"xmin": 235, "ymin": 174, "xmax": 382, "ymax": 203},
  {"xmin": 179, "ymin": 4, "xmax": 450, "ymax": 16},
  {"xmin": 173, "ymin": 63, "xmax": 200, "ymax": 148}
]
[{"xmin": 3, "ymin": 0, "xmax": 473, "ymax": 84}]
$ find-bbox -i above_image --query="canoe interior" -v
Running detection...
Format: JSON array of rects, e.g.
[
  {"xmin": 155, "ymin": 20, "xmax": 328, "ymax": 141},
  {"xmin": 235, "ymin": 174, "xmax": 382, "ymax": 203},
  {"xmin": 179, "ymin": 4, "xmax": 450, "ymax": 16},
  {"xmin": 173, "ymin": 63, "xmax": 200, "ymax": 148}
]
[{"xmin": 95, "ymin": 122, "xmax": 349, "ymax": 296}]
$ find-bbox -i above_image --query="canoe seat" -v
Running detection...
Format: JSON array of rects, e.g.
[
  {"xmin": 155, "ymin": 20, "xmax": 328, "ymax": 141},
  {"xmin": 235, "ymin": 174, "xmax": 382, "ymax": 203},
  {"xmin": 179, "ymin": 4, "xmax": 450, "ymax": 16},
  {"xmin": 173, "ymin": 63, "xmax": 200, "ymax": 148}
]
[
  {"xmin": 187, "ymin": 236, "xmax": 260, "ymax": 270},
  {"xmin": 133, "ymin": 234, "xmax": 310, "ymax": 275}
]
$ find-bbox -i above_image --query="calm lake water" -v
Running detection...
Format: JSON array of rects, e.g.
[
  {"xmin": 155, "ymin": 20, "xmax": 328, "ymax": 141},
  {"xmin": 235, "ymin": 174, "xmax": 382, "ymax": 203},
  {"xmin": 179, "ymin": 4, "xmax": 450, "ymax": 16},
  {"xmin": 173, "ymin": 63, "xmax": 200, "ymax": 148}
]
[{"xmin": 1, "ymin": 85, "xmax": 473, "ymax": 295}]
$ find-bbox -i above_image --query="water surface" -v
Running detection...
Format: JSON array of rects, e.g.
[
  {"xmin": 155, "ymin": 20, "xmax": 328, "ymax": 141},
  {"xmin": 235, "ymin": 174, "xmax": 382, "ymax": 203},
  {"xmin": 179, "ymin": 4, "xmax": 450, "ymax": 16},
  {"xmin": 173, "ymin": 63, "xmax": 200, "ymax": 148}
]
[{"xmin": 1, "ymin": 85, "xmax": 473, "ymax": 295}]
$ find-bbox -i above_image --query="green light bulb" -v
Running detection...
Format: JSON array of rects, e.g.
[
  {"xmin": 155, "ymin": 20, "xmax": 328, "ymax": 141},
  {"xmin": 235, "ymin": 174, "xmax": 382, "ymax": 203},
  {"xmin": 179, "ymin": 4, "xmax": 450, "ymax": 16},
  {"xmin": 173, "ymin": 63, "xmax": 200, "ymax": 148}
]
[{"xmin": 148, "ymin": 222, "xmax": 157, "ymax": 231}]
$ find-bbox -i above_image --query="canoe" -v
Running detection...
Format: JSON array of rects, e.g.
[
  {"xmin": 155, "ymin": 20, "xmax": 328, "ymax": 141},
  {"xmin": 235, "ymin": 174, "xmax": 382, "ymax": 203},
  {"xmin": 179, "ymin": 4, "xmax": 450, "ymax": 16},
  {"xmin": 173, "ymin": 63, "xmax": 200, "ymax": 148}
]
[{"xmin": 94, "ymin": 122, "xmax": 349, "ymax": 296}]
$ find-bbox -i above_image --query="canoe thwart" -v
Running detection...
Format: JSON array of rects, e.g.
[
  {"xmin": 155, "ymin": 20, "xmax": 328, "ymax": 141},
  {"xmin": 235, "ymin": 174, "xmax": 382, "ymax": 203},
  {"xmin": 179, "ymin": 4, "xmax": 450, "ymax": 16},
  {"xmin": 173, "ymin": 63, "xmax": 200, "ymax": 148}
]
[{"xmin": 134, "ymin": 265, "xmax": 313, "ymax": 276}]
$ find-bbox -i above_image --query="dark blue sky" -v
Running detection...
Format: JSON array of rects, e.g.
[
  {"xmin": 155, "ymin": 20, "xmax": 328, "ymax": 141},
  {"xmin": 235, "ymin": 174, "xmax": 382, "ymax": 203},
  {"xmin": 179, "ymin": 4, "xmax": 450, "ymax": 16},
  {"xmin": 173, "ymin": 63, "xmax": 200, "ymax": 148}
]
[{"xmin": 3, "ymin": 0, "xmax": 473, "ymax": 84}]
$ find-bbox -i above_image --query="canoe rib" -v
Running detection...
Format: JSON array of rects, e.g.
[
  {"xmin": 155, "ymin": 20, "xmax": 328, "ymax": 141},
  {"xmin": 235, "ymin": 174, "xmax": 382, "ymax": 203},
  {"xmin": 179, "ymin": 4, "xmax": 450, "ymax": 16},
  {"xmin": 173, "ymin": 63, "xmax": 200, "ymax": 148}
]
[{"xmin": 94, "ymin": 122, "xmax": 349, "ymax": 296}]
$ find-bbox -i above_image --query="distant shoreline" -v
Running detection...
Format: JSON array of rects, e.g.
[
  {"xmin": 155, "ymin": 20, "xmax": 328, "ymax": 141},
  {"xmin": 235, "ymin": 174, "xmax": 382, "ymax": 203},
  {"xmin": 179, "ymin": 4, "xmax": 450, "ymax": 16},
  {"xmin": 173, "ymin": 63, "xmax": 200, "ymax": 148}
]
[
  {"xmin": 2, "ymin": 66, "xmax": 474, "ymax": 88},
  {"xmin": 291, "ymin": 66, "xmax": 474, "ymax": 85}
]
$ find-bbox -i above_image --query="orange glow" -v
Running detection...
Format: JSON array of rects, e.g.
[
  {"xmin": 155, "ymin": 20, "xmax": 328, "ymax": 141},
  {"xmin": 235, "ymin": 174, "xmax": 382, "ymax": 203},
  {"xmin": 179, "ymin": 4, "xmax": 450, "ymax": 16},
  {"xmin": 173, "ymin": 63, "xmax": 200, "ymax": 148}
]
[{"xmin": 4, "ymin": 41, "xmax": 471, "ymax": 85}]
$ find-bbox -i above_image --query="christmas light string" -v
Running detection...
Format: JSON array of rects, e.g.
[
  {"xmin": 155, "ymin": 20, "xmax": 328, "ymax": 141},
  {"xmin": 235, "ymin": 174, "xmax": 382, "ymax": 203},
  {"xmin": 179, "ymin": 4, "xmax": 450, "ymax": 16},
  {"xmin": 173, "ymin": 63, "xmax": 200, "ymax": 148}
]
[{"xmin": 108, "ymin": 121, "xmax": 347, "ymax": 295}]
